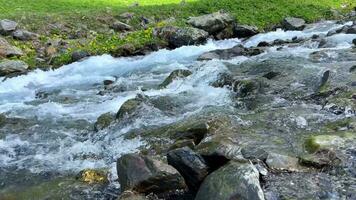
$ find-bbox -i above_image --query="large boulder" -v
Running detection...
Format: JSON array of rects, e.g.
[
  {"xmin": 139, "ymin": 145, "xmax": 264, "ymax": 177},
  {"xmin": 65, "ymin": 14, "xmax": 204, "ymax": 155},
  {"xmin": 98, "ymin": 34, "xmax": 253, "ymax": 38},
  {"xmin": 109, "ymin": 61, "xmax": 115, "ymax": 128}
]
[
  {"xmin": 195, "ymin": 161, "xmax": 265, "ymax": 200},
  {"xmin": 117, "ymin": 153, "xmax": 186, "ymax": 194},
  {"xmin": 0, "ymin": 60, "xmax": 28, "ymax": 77},
  {"xmin": 0, "ymin": 19, "xmax": 17, "ymax": 35},
  {"xmin": 155, "ymin": 26, "xmax": 209, "ymax": 48},
  {"xmin": 0, "ymin": 37, "xmax": 23, "ymax": 57},
  {"xmin": 12, "ymin": 29, "xmax": 38, "ymax": 41},
  {"xmin": 116, "ymin": 94, "xmax": 148, "ymax": 120},
  {"xmin": 198, "ymin": 45, "xmax": 264, "ymax": 60},
  {"xmin": 167, "ymin": 147, "xmax": 209, "ymax": 191},
  {"xmin": 281, "ymin": 17, "xmax": 306, "ymax": 31},
  {"xmin": 234, "ymin": 25, "xmax": 259, "ymax": 38},
  {"xmin": 187, "ymin": 11, "xmax": 235, "ymax": 35},
  {"xmin": 159, "ymin": 69, "xmax": 192, "ymax": 88},
  {"xmin": 94, "ymin": 112, "xmax": 115, "ymax": 131}
]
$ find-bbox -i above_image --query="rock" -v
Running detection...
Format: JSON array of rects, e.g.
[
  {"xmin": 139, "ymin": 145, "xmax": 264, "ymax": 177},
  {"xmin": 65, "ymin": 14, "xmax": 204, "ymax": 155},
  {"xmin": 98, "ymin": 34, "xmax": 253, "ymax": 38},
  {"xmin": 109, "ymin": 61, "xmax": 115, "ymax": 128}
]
[
  {"xmin": 305, "ymin": 135, "xmax": 344, "ymax": 153},
  {"xmin": 281, "ymin": 17, "xmax": 306, "ymax": 31},
  {"xmin": 168, "ymin": 139, "xmax": 195, "ymax": 151},
  {"xmin": 76, "ymin": 169, "xmax": 108, "ymax": 184},
  {"xmin": 0, "ymin": 19, "xmax": 17, "ymax": 35},
  {"xmin": 116, "ymin": 94, "xmax": 148, "ymax": 120},
  {"xmin": 119, "ymin": 191, "xmax": 147, "ymax": 200},
  {"xmin": 353, "ymin": 38, "xmax": 356, "ymax": 46},
  {"xmin": 111, "ymin": 21, "xmax": 133, "ymax": 32},
  {"xmin": 103, "ymin": 79, "xmax": 115, "ymax": 86},
  {"xmin": 71, "ymin": 50, "xmax": 90, "ymax": 62},
  {"xmin": 241, "ymin": 146, "xmax": 268, "ymax": 161},
  {"xmin": 350, "ymin": 65, "xmax": 356, "ymax": 73},
  {"xmin": 319, "ymin": 70, "xmax": 330, "ymax": 90},
  {"xmin": 159, "ymin": 69, "xmax": 192, "ymax": 88},
  {"xmin": 0, "ymin": 37, "xmax": 23, "ymax": 57},
  {"xmin": 12, "ymin": 29, "xmax": 38, "ymax": 41},
  {"xmin": 167, "ymin": 147, "xmax": 209, "ymax": 191},
  {"xmin": 198, "ymin": 44, "xmax": 264, "ymax": 60},
  {"xmin": 0, "ymin": 113, "xmax": 6, "ymax": 128},
  {"xmin": 345, "ymin": 25, "xmax": 356, "ymax": 34},
  {"xmin": 232, "ymin": 79, "xmax": 263, "ymax": 97},
  {"xmin": 262, "ymin": 71, "xmax": 281, "ymax": 80},
  {"xmin": 187, "ymin": 11, "xmax": 235, "ymax": 35},
  {"xmin": 171, "ymin": 122, "xmax": 208, "ymax": 145},
  {"xmin": 117, "ymin": 153, "xmax": 186, "ymax": 194},
  {"xmin": 265, "ymin": 153, "xmax": 299, "ymax": 171},
  {"xmin": 299, "ymin": 149, "xmax": 341, "ymax": 169},
  {"xmin": 155, "ymin": 26, "xmax": 209, "ymax": 48},
  {"xmin": 94, "ymin": 112, "xmax": 115, "ymax": 131},
  {"xmin": 257, "ymin": 41, "xmax": 270, "ymax": 47},
  {"xmin": 195, "ymin": 161, "xmax": 265, "ymax": 200},
  {"xmin": 119, "ymin": 12, "xmax": 135, "ymax": 20},
  {"xmin": 0, "ymin": 60, "xmax": 28, "ymax": 76},
  {"xmin": 234, "ymin": 25, "xmax": 259, "ymax": 38},
  {"xmin": 211, "ymin": 72, "xmax": 234, "ymax": 88}
]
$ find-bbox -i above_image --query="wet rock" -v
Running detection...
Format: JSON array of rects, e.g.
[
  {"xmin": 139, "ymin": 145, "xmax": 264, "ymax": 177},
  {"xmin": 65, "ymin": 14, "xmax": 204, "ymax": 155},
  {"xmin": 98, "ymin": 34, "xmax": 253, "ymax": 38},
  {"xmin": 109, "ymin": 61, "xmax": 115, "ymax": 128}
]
[
  {"xmin": 0, "ymin": 37, "xmax": 23, "ymax": 57},
  {"xmin": 159, "ymin": 69, "xmax": 192, "ymax": 88},
  {"xmin": 0, "ymin": 60, "xmax": 28, "ymax": 76},
  {"xmin": 214, "ymin": 24, "xmax": 235, "ymax": 40},
  {"xmin": 103, "ymin": 79, "xmax": 115, "ymax": 86},
  {"xmin": 232, "ymin": 79, "xmax": 263, "ymax": 97},
  {"xmin": 71, "ymin": 50, "xmax": 90, "ymax": 62},
  {"xmin": 319, "ymin": 70, "xmax": 330, "ymax": 90},
  {"xmin": 187, "ymin": 11, "xmax": 235, "ymax": 35},
  {"xmin": 168, "ymin": 139, "xmax": 195, "ymax": 151},
  {"xmin": 155, "ymin": 26, "xmax": 208, "ymax": 48},
  {"xmin": 299, "ymin": 149, "xmax": 341, "ymax": 169},
  {"xmin": 116, "ymin": 94, "xmax": 148, "ymax": 120},
  {"xmin": 198, "ymin": 44, "xmax": 264, "ymax": 61},
  {"xmin": 345, "ymin": 25, "xmax": 356, "ymax": 34},
  {"xmin": 76, "ymin": 169, "xmax": 108, "ymax": 184},
  {"xmin": 350, "ymin": 65, "xmax": 356, "ymax": 73},
  {"xmin": 211, "ymin": 72, "xmax": 234, "ymax": 88},
  {"xmin": 0, "ymin": 19, "xmax": 17, "ymax": 35},
  {"xmin": 353, "ymin": 38, "xmax": 356, "ymax": 46},
  {"xmin": 94, "ymin": 112, "xmax": 115, "ymax": 131},
  {"xmin": 117, "ymin": 153, "xmax": 186, "ymax": 194},
  {"xmin": 262, "ymin": 71, "xmax": 281, "ymax": 80},
  {"xmin": 171, "ymin": 122, "xmax": 208, "ymax": 145},
  {"xmin": 265, "ymin": 153, "xmax": 299, "ymax": 171},
  {"xmin": 257, "ymin": 41, "xmax": 270, "ymax": 47},
  {"xmin": 195, "ymin": 161, "xmax": 265, "ymax": 200},
  {"xmin": 241, "ymin": 146, "xmax": 268, "ymax": 161},
  {"xmin": 119, "ymin": 191, "xmax": 147, "ymax": 200},
  {"xmin": 234, "ymin": 25, "xmax": 259, "ymax": 38},
  {"xmin": 110, "ymin": 21, "xmax": 133, "ymax": 32},
  {"xmin": 305, "ymin": 135, "xmax": 344, "ymax": 153},
  {"xmin": 281, "ymin": 17, "xmax": 306, "ymax": 31},
  {"xmin": 167, "ymin": 147, "xmax": 209, "ymax": 191},
  {"xmin": 12, "ymin": 29, "xmax": 38, "ymax": 41},
  {"xmin": 0, "ymin": 113, "xmax": 6, "ymax": 128}
]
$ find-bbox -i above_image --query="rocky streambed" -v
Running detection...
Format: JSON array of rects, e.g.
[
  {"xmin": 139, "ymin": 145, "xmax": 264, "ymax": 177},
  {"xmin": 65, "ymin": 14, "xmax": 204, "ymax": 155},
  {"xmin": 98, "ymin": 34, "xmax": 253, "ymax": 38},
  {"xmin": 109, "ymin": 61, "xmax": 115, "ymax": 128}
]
[{"xmin": 0, "ymin": 16, "xmax": 356, "ymax": 200}]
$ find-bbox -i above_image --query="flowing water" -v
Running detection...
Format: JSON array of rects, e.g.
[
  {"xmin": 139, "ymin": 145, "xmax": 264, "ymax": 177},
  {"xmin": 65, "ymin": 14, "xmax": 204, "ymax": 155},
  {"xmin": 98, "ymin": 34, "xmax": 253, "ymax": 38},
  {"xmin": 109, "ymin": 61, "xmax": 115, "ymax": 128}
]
[{"xmin": 0, "ymin": 21, "xmax": 355, "ymax": 199}]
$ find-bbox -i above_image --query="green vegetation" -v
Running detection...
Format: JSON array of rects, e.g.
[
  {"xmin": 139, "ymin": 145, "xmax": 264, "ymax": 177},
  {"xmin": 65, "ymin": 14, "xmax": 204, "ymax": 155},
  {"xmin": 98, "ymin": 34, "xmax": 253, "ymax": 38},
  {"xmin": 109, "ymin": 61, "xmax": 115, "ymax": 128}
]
[{"xmin": 0, "ymin": 0, "xmax": 355, "ymax": 68}]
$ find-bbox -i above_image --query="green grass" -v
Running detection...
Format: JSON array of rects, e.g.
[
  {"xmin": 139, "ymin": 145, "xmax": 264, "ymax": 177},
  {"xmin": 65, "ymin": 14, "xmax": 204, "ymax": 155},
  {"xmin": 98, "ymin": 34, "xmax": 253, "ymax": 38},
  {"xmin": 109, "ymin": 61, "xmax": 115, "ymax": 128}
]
[{"xmin": 0, "ymin": 0, "xmax": 355, "ymax": 68}]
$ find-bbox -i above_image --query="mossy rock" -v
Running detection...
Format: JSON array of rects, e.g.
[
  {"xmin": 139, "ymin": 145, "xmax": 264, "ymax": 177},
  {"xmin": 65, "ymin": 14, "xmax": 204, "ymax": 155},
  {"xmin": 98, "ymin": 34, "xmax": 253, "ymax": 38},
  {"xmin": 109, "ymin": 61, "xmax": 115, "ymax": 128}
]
[
  {"xmin": 116, "ymin": 94, "xmax": 148, "ymax": 120},
  {"xmin": 159, "ymin": 69, "xmax": 192, "ymax": 88},
  {"xmin": 94, "ymin": 112, "xmax": 115, "ymax": 131},
  {"xmin": 305, "ymin": 135, "xmax": 345, "ymax": 153}
]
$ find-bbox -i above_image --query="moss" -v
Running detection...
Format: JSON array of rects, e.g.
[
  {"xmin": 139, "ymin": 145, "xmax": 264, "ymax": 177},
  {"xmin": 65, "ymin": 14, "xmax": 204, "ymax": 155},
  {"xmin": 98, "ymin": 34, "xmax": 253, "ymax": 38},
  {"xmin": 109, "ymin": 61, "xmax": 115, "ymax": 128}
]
[
  {"xmin": 305, "ymin": 135, "xmax": 344, "ymax": 153},
  {"xmin": 77, "ymin": 169, "xmax": 108, "ymax": 184}
]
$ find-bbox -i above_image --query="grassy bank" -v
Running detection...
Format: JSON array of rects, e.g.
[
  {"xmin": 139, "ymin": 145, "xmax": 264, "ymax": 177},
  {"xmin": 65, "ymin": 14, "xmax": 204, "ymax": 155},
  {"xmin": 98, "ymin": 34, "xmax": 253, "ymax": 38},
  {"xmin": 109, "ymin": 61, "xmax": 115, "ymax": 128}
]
[{"xmin": 0, "ymin": 0, "xmax": 355, "ymax": 69}]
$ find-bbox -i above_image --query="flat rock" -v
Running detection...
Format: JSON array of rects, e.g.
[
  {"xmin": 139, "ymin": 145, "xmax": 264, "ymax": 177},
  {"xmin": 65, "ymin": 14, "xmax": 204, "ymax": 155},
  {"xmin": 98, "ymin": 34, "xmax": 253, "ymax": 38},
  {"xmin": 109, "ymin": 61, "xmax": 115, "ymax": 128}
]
[
  {"xmin": 195, "ymin": 161, "xmax": 265, "ymax": 200},
  {"xmin": 281, "ymin": 17, "xmax": 306, "ymax": 31},
  {"xmin": 167, "ymin": 147, "xmax": 209, "ymax": 191},
  {"xmin": 0, "ymin": 37, "xmax": 23, "ymax": 57},
  {"xmin": 117, "ymin": 153, "xmax": 186, "ymax": 194},
  {"xmin": 265, "ymin": 153, "xmax": 299, "ymax": 171},
  {"xmin": 0, "ymin": 60, "xmax": 28, "ymax": 77},
  {"xmin": 0, "ymin": 19, "xmax": 17, "ymax": 35},
  {"xmin": 187, "ymin": 11, "xmax": 235, "ymax": 35}
]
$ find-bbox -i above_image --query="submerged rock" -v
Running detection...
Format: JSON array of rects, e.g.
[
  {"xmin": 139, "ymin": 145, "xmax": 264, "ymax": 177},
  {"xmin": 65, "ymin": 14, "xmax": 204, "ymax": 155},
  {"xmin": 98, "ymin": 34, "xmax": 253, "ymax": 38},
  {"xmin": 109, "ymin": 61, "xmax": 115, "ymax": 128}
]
[
  {"xmin": 94, "ymin": 112, "xmax": 115, "ymax": 131},
  {"xmin": 195, "ymin": 161, "xmax": 265, "ymax": 200},
  {"xmin": 187, "ymin": 11, "xmax": 235, "ymax": 35},
  {"xmin": 159, "ymin": 69, "xmax": 192, "ymax": 88},
  {"xmin": 198, "ymin": 44, "xmax": 264, "ymax": 60},
  {"xmin": 155, "ymin": 26, "xmax": 208, "ymax": 48},
  {"xmin": 0, "ymin": 19, "xmax": 17, "ymax": 35},
  {"xmin": 0, "ymin": 60, "xmax": 28, "ymax": 76},
  {"xmin": 281, "ymin": 17, "xmax": 306, "ymax": 31},
  {"xmin": 167, "ymin": 147, "xmax": 209, "ymax": 191},
  {"xmin": 0, "ymin": 37, "xmax": 23, "ymax": 57},
  {"xmin": 117, "ymin": 153, "xmax": 186, "ymax": 194}
]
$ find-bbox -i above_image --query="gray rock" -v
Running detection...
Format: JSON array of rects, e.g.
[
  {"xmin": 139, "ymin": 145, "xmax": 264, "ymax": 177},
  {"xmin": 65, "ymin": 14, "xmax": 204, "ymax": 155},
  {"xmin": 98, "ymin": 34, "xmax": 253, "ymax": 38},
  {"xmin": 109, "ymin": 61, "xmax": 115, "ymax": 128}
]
[
  {"xmin": 12, "ymin": 29, "xmax": 38, "ymax": 41},
  {"xmin": 187, "ymin": 11, "xmax": 235, "ymax": 35},
  {"xmin": 71, "ymin": 50, "xmax": 90, "ymax": 62},
  {"xmin": 116, "ymin": 94, "xmax": 148, "ymax": 120},
  {"xmin": 345, "ymin": 25, "xmax": 356, "ymax": 34},
  {"xmin": 195, "ymin": 161, "xmax": 265, "ymax": 200},
  {"xmin": 94, "ymin": 112, "xmax": 115, "ymax": 131},
  {"xmin": 111, "ymin": 21, "xmax": 133, "ymax": 32},
  {"xmin": 155, "ymin": 26, "xmax": 208, "ymax": 48},
  {"xmin": 0, "ymin": 19, "xmax": 17, "ymax": 35},
  {"xmin": 210, "ymin": 72, "xmax": 234, "ymax": 88},
  {"xmin": 171, "ymin": 122, "xmax": 208, "ymax": 145},
  {"xmin": 241, "ymin": 146, "xmax": 268, "ymax": 161},
  {"xmin": 265, "ymin": 153, "xmax": 299, "ymax": 171},
  {"xmin": 198, "ymin": 44, "xmax": 264, "ymax": 60},
  {"xmin": 234, "ymin": 25, "xmax": 259, "ymax": 38},
  {"xmin": 0, "ymin": 60, "xmax": 28, "ymax": 76},
  {"xmin": 159, "ymin": 69, "xmax": 192, "ymax": 88},
  {"xmin": 167, "ymin": 147, "xmax": 209, "ymax": 191},
  {"xmin": 299, "ymin": 149, "xmax": 341, "ymax": 169},
  {"xmin": 0, "ymin": 37, "xmax": 23, "ymax": 57},
  {"xmin": 353, "ymin": 38, "xmax": 356, "ymax": 46},
  {"xmin": 281, "ymin": 17, "xmax": 306, "ymax": 31},
  {"xmin": 117, "ymin": 153, "xmax": 186, "ymax": 194}
]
